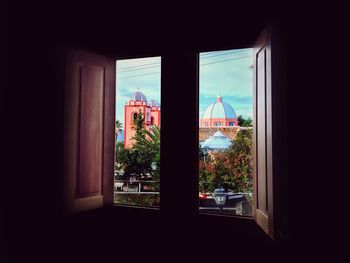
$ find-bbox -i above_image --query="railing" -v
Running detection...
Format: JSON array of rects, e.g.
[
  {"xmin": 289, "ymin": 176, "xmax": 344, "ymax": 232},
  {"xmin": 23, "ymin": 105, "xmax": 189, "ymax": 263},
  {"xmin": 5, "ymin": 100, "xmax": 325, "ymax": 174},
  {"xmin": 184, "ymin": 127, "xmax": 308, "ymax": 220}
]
[
  {"xmin": 200, "ymin": 191, "xmax": 253, "ymax": 198},
  {"xmin": 114, "ymin": 179, "xmax": 160, "ymax": 194}
]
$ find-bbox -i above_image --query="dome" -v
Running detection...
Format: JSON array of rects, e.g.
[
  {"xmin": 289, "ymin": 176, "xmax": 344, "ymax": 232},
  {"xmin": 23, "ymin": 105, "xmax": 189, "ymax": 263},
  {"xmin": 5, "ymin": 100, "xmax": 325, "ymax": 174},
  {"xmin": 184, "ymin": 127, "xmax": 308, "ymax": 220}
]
[
  {"xmin": 201, "ymin": 130, "xmax": 232, "ymax": 151},
  {"xmin": 130, "ymin": 91, "xmax": 147, "ymax": 102},
  {"xmin": 149, "ymin": 99, "xmax": 160, "ymax": 107},
  {"xmin": 202, "ymin": 96, "xmax": 237, "ymax": 120}
]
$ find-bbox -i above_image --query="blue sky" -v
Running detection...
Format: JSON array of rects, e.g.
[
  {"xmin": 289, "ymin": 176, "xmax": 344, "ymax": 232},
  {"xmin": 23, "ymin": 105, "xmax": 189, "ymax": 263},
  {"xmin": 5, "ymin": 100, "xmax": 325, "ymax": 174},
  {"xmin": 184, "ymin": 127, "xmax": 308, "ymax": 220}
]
[
  {"xmin": 199, "ymin": 48, "xmax": 253, "ymax": 119},
  {"xmin": 116, "ymin": 57, "xmax": 161, "ymax": 123},
  {"xmin": 115, "ymin": 49, "xmax": 253, "ymax": 126}
]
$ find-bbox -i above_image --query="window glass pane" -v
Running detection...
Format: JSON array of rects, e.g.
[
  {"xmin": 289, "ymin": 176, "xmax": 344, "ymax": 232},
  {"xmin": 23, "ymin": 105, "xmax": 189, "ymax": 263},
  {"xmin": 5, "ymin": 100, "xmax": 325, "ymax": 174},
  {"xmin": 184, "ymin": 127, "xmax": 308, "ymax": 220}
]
[
  {"xmin": 199, "ymin": 48, "xmax": 253, "ymax": 216},
  {"xmin": 115, "ymin": 56, "xmax": 161, "ymax": 208}
]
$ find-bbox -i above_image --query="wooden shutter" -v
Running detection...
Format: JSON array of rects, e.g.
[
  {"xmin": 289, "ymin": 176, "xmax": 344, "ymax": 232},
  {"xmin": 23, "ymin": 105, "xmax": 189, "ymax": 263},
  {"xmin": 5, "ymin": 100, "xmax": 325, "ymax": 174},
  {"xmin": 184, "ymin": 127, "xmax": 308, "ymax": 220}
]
[
  {"xmin": 63, "ymin": 49, "xmax": 115, "ymax": 212},
  {"xmin": 253, "ymin": 28, "xmax": 274, "ymax": 238}
]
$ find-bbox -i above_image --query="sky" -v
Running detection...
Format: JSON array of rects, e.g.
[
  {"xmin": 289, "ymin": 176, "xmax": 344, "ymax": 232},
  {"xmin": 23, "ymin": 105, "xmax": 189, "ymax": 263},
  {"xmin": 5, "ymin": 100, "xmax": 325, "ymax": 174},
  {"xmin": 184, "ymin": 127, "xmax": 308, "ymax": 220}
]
[
  {"xmin": 115, "ymin": 48, "xmax": 253, "ymax": 127},
  {"xmin": 199, "ymin": 48, "xmax": 253, "ymax": 119},
  {"xmin": 116, "ymin": 56, "xmax": 161, "ymax": 123}
]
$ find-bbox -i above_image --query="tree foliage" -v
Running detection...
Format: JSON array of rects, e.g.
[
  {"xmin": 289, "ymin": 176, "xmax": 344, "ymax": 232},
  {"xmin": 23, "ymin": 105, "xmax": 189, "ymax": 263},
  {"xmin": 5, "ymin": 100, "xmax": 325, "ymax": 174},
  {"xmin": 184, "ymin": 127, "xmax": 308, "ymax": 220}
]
[
  {"xmin": 199, "ymin": 129, "xmax": 253, "ymax": 194},
  {"xmin": 115, "ymin": 120, "xmax": 123, "ymax": 135},
  {"xmin": 225, "ymin": 129, "xmax": 253, "ymax": 192},
  {"xmin": 116, "ymin": 111, "xmax": 160, "ymax": 180},
  {"xmin": 237, "ymin": 115, "xmax": 253, "ymax": 127}
]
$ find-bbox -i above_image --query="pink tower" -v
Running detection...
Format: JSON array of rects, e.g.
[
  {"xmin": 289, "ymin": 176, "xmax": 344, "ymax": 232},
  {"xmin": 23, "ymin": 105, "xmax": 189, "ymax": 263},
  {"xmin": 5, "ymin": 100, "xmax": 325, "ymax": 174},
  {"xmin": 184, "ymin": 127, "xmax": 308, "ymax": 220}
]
[{"xmin": 124, "ymin": 91, "xmax": 160, "ymax": 148}]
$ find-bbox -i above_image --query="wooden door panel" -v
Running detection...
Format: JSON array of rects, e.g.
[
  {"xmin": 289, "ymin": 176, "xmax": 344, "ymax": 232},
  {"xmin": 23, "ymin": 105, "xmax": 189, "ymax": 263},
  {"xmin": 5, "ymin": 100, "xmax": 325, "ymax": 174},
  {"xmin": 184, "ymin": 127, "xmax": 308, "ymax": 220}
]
[
  {"xmin": 253, "ymin": 28, "xmax": 274, "ymax": 238},
  {"xmin": 63, "ymin": 50, "xmax": 115, "ymax": 212},
  {"xmin": 256, "ymin": 47, "xmax": 267, "ymax": 215},
  {"xmin": 77, "ymin": 64, "xmax": 104, "ymax": 198}
]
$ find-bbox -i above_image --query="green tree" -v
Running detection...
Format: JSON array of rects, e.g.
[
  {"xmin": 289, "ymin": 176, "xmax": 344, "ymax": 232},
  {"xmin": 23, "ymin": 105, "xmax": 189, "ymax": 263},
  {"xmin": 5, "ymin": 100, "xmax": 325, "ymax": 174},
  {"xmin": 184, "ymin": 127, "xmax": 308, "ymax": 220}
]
[
  {"xmin": 118, "ymin": 111, "xmax": 161, "ymax": 180},
  {"xmin": 237, "ymin": 115, "xmax": 252, "ymax": 127},
  {"xmin": 115, "ymin": 141, "xmax": 124, "ymax": 171},
  {"xmin": 226, "ymin": 129, "xmax": 253, "ymax": 193},
  {"xmin": 114, "ymin": 120, "xmax": 123, "ymax": 169},
  {"xmin": 133, "ymin": 111, "xmax": 145, "ymax": 140},
  {"xmin": 198, "ymin": 129, "xmax": 253, "ymax": 194}
]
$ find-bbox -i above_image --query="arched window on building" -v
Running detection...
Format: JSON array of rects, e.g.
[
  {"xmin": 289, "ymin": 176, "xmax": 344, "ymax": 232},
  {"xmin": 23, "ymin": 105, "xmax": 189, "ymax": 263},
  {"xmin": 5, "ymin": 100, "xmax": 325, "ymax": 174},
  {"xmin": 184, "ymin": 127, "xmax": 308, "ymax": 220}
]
[
  {"xmin": 229, "ymin": 122, "xmax": 235, "ymax": 126},
  {"xmin": 133, "ymin": 112, "xmax": 138, "ymax": 124},
  {"xmin": 151, "ymin": 116, "xmax": 154, "ymax": 125},
  {"xmin": 214, "ymin": 122, "xmax": 222, "ymax": 126}
]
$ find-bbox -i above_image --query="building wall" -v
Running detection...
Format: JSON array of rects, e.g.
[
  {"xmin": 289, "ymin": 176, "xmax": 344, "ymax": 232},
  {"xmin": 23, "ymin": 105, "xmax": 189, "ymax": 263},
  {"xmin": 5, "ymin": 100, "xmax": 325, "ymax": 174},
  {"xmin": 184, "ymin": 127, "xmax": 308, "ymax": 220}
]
[
  {"xmin": 151, "ymin": 107, "xmax": 161, "ymax": 126},
  {"xmin": 201, "ymin": 117, "xmax": 238, "ymax": 127},
  {"xmin": 124, "ymin": 104, "xmax": 161, "ymax": 148},
  {"xmin": 124, "ymin": 104, "xmax": 146, "ymax": 148}
]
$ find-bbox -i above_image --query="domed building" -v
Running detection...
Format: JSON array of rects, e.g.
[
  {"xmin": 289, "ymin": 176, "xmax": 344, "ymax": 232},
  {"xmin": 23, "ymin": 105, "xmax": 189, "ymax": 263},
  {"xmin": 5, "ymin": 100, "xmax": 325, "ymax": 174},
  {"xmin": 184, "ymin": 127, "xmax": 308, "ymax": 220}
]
[
  {"xmin": 124, "ymin": 91, "xmax": 160, "ymax": 148},
  {"xmin": 201, "ymin": 96, "xmax": 238, "ymax": 127},
  {"xmin": 130, "ymin": 91, "xmax": 147, "ymax": 102},
  {"xmin": 201, "ymin": 130, "xmax": 232, "ymax": 152},
  {"xmin": 149, "ymin": 99, "xmax": 160, "ymax": 108}
]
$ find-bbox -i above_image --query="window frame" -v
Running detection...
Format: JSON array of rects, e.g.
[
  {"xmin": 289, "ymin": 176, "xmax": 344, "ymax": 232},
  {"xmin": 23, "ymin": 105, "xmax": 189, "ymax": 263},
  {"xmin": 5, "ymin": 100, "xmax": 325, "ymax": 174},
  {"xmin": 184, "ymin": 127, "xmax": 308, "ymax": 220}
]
[
  {"xmin": 64, "ymin": 25, "xmax": 284, "ymax": 240},
  {"xmin": 113, "ymin": 54, "xmax": 162, "ymax": 210},
  {"xmin": 193, "ymin": 26, "xmax": 282, "ymax": 240},
  {"xmin": 112, "ymin": 43, "xmax": 278, "ymax": 229},
  {"xmin": 196, "ymin": 44, "xmax": 255, "ymax": 220}
]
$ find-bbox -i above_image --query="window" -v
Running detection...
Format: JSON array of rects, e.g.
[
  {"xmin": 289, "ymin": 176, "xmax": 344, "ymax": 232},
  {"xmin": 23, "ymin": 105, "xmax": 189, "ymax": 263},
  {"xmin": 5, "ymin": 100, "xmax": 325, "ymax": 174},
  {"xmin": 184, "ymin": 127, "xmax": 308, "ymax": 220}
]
[
  {"xmin": 114, "ymin": 56, "xmax": 161, "ymax": 208},
  {"xmin": 197, "ymin": 28, "xmax": 277, "ymax": 238},
  {"xmin": 63, "ymin": 27, "xmax": 279, "ymax": 239},
  {"xmin": 132, "ymin": 112, "xmax": 137, "ymax": 123},
  {"xmin": 199, "ymin": 48, "xmax": 254, "ymax": 217}
]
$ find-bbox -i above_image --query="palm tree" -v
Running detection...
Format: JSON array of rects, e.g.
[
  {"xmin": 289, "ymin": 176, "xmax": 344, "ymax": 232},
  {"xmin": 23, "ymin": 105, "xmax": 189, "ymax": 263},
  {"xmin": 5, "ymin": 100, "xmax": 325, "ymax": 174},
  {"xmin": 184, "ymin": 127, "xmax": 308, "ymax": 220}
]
[
  {"xmin": 131, "ymin": 121, "xmax": 161, "ymax": 178},
  {"xmin": 115, "ymin": 120, "xmax": 123, "ymax": 139},
  {"xmin": 115, "ymin": 120, "xmax": 123, "ymax": 170},
  {"xmin": 134, "ymin": 125, "xmax": 160, "ymax": 151}
]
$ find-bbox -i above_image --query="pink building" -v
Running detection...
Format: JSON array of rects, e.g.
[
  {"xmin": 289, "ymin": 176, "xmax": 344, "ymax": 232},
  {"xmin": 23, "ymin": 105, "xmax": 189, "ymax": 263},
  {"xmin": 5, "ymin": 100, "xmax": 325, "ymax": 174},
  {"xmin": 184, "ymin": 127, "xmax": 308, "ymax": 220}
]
[
  {"xmin": 201, "ymin": 96, "xmax": 238, "ymax": 127},
  {"xmin": 124, "ymin": 91, "xmax": 160, "ymax": 148}
]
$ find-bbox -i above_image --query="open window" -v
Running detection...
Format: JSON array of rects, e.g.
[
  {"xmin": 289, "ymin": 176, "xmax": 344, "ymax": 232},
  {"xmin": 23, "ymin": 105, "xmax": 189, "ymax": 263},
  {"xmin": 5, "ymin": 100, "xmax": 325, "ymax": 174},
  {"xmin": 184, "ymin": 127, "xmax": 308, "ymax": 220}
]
[
  {"xmin": 114, "ymin": 56, "xmax": 161, "ymax": 208},
  {"xmin": 62, "ymin": 26, "xmax": 280, "ymax": 240},
  {"xmin": 63, "ymin": 52, "xmax": 161, "ymax": 212},
  {"xmin": 198, "ymin": 47, "xmax": 254, "ymax": 217},
  {"xmin": 198, "ymin": 27, "xmax": 277, "ymax": 239}
]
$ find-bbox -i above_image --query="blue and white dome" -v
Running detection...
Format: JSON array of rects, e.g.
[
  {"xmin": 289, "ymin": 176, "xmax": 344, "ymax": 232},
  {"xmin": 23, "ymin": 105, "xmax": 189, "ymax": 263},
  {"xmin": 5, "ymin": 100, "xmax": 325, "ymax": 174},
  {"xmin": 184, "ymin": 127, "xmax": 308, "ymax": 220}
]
[
  {"xmin": 201, "ymin": 130, "xmax": 232, "ymax": 151},
  {"xmin": 130, "ymin": 91, "xmax": 147, "ymax": 102},
  {"xmin": 202, "ymin": 96, "xmax": 237, "ymax": 119}
]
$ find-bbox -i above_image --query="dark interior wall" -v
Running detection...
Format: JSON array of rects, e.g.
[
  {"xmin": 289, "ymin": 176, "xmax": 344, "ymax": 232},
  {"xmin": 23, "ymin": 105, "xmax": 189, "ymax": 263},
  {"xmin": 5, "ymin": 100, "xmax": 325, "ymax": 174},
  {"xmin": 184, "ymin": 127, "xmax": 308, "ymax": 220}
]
[{"xmin": 4, "ymin": 2, "xmax": 316, "ymax": 262}]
